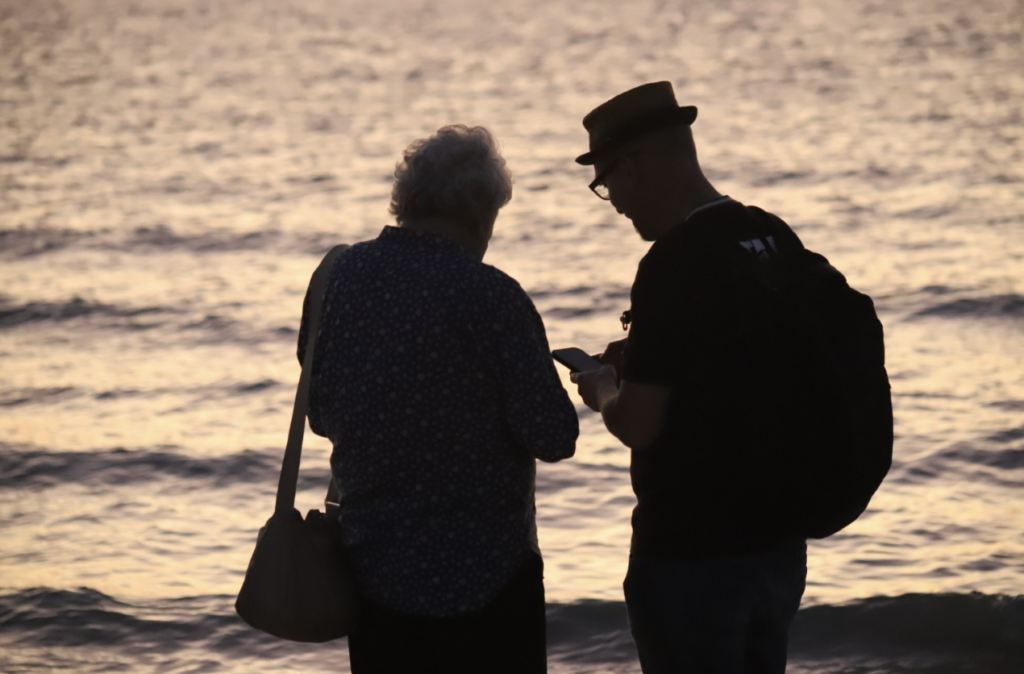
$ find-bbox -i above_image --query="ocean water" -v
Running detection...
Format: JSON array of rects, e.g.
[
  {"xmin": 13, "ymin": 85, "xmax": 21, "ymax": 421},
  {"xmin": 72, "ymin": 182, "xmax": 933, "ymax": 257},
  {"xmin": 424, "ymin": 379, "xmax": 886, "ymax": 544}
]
[{"xmin": 1, "ymin": 0, "xmax": 1022, "ymax": 671}]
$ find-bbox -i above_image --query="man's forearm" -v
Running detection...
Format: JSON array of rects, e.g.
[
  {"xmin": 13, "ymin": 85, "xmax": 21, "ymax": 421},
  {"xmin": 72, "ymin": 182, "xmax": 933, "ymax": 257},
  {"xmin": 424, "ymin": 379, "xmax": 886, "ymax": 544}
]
[
  {"xmin": 572, "ymin": 365, "xmax": 670, "ymax": 450},
  {"xmin": 599, "ymin": 381, "xmax": 670, "ymax": 450},
  {"xmin": 596, "ymin": 381, "xmax": 632, "ymax": 447}
]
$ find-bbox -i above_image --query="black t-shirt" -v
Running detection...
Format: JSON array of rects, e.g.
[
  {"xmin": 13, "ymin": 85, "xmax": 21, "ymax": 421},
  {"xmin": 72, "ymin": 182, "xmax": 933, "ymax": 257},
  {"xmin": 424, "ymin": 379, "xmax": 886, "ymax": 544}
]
[{"xmin": 623, "ymin": 199, "xmax": 807, "ymax": 558}]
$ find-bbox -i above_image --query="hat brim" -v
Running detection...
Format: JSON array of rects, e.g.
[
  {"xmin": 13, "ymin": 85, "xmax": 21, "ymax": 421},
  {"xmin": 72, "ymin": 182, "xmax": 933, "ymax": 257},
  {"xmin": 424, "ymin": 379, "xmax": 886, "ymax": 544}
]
[{"xmin": 575, "ymin": 105, "xmax": 697, "ymax": 165}]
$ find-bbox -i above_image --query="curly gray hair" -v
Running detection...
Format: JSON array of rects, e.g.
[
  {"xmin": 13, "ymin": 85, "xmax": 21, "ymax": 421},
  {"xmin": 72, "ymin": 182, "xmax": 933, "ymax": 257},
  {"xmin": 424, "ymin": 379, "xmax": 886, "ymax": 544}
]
[{"xmin": 389, "ymin": 125, "xmax": 513, "ymax": 227}]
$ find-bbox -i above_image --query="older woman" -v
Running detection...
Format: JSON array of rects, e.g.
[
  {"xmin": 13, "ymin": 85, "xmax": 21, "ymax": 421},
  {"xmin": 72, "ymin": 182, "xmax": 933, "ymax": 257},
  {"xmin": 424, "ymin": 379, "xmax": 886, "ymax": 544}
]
[{"xmin": 297, "ymin": 125, "xmax": 578, "ymax": 673}]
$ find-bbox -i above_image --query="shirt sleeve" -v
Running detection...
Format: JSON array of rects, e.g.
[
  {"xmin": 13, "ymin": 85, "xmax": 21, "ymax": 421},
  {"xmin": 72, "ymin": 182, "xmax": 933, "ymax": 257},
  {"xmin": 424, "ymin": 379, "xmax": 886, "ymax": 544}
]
[
  {"xmin": 490, "ymin": 280, "xmax": 579, "ymax": 463},
  {"xmin": 622, "ymin": 250, "xmax": 685, "ymax": 385},
  {"xmin": 296, "ymin": 283, "xmax": 312, "ymax": 366},
  {"xmin": 622, "ymin": 243, "xmax": 724, "ymax": 386}
]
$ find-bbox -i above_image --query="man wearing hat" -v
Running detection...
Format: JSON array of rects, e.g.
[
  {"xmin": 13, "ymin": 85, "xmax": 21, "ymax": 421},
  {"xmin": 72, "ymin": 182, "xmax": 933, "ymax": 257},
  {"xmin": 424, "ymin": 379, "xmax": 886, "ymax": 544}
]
[{"xmin": 570, "ymin": 82, "xmax": 809, "ymax": 673}]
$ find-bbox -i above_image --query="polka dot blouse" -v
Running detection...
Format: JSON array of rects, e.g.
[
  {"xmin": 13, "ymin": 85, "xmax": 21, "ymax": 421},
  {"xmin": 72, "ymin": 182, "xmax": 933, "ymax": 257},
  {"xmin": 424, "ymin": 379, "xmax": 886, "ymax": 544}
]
[{"xmin": 297, "ymin": 226, "xmax": 578, "ymax": 617}]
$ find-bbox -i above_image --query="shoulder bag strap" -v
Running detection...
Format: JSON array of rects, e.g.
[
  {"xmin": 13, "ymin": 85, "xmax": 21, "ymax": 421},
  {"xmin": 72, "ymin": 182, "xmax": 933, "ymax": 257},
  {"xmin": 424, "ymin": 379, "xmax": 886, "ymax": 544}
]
[{"xmin": 275, "ymin": 244, "xmax": 350, "ymax": 515}]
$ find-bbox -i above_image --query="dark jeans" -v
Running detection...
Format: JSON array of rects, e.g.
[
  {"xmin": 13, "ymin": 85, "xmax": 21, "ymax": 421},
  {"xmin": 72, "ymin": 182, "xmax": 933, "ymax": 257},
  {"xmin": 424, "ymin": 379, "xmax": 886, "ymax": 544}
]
[
  {"xmin": 623, "ymin": 540, "xmax": 807, "ymax": 674},
  {"xmin": 348, "ymin": 553, "xmax": 547, "ymax": 674}
]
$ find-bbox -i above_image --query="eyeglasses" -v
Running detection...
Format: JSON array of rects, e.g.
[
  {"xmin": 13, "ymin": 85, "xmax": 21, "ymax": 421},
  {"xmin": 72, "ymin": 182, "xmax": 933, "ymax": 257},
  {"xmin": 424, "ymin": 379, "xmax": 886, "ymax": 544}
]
[
  {"xmin": 588, "ymin": 161, "xmax": 618, "ymax": 200},
  {"xmin": 588, "ymin": 155, "xmax": 631, "ymax": 200}
]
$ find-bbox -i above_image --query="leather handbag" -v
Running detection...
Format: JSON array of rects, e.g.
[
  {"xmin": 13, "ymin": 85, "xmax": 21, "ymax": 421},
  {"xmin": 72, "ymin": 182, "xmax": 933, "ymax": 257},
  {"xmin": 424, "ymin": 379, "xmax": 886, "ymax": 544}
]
[{"xmin": 235, "ymin": 244, "xmax": 355, "ymax": 643}]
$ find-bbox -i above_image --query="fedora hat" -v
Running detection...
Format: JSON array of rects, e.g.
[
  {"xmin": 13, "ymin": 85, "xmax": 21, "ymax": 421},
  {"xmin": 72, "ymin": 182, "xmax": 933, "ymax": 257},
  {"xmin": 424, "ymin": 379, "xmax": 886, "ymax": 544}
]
[{"xmin": 576, "ymin": 81, "xmax": 697, "ymax": 165}]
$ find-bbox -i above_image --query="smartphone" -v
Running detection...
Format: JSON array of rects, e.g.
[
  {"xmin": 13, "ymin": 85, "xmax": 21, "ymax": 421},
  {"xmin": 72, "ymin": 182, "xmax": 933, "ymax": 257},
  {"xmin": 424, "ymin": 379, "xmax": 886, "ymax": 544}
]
[{"xmin": 552, "ymin": 347, "xmax": 603, "ymax": 373}]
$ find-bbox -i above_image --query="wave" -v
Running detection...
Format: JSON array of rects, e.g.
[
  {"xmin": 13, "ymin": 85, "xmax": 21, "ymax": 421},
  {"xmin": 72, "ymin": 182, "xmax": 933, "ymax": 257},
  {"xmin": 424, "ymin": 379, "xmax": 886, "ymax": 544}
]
[
  {"xmin": 789, "ymin": 593, "xmax": 1024, "ymax": 668},
  {"xmin": 0, "ymin": 225, "xmax": 347, "ymax": 260},
  {"xmin": 553, "ymin": 593, "xmax": 1024, "ymax": 667},
  {"xmin": 912, "ymin": 293, "xmax": 1024, "ymax": 320},
  {"xmin": 0, "ymin": 227, "xmax": 94, "ymax": 258},
  {"xmin": 0, "ymin": 445, "xmax": 332, "ymax": 492},
  {"xmin": 987, "ymin": 424, "xmax": 1024, "ymax": 445},
  {"xmin": 0, "ymin": 386, "xmax": 81, "ymax": 407},
  {"xmin": 529, "ymin": 285, "xmax": 632, "ymax": 301},
  {"xmin": 0, "ymin": 443, "xmax": 624, "ymax": 493},
  {"xmin": 894, "ymin": 204, "xmax": 960, "ymax": 221},
  {"xmin": 0, "ymin": 295, "xmax": 172, "ymax": 330},
  {"xmin": 0, "ymin": 588, "xmax": 242, "ymax": 651},
  {"xmin": 0, "ymin": 378, "xmax": 279, "ymax": 408},
  {"xmin": 530, "ymin": 284, "xmax": 632, "ymax": 321},
  {"xmin": 886, "ymin": 427, "xmax": 1024, "ymax": 488},
  {"xmin": 0, "ymin": 294, "xmax": 297, "ymax": 345},
  {"xmin": 989, "ymin": 400, "xmax": 1024, "ymax": 413},
  {"xmin": 0, "ymin": 588, "xmax": 1020, "ymax": 671},
  {"xmin": 938, "ymin": 444, "xmax": 1024, "ymax": 471},
  {"xmin": 750, "ymin": 169, "xmax": 819, "ymax": 188}
]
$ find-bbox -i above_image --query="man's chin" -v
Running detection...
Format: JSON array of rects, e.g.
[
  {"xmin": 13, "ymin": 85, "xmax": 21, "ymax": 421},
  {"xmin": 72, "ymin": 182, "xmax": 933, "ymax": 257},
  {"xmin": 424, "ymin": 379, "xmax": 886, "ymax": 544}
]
[{"xmin": 632, "ymin": 221, "xmax": 656, "ymax": 242}]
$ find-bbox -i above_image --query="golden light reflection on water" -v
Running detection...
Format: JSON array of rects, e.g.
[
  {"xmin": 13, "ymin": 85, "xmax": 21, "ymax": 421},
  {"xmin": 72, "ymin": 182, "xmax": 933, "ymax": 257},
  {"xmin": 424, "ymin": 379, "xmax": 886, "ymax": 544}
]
[
  {"xmin": 1, "ymin": 0, "xmax": 1022, "ymax": 627},
  {"xmin": 3, "ymin": 242, "xmax": 1022, "ymax": 607}
]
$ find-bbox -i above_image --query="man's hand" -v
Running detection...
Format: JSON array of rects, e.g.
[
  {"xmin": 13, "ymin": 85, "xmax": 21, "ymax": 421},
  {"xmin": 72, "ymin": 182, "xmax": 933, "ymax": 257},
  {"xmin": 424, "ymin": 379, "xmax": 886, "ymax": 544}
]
[
  {"xmin": 594, "ymin": 339, "xmax": 627, "ymax": 382},
  {"xmin": 570, "ymin": 364, "xmax": 619, "ymax": 412},
  {"xmin": 572, "ymin": 363, "xmax": 672, "ymax": 450}
]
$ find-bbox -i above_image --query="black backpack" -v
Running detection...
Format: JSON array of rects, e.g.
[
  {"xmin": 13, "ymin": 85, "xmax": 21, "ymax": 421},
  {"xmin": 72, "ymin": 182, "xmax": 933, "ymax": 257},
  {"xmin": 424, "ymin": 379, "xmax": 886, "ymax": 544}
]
[{"xmin": 725, "ymin": 213, "xmax": 893, "ymax": 539}]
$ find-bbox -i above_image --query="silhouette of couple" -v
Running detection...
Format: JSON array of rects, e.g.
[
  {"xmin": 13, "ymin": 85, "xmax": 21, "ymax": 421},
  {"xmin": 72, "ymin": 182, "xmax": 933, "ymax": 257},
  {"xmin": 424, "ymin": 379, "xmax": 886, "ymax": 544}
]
[{"xmin": 296, "ymin": 82, "xmax": 890, "ymax": 674}]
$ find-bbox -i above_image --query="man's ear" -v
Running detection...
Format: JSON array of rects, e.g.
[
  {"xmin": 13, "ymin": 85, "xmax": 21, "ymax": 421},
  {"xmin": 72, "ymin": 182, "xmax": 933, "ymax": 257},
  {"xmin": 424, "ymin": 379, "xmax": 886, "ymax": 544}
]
[{"xmin": 620, "ymin": 154, "xmax": 640, "ymax": 187}]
